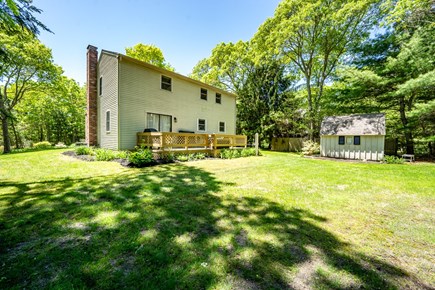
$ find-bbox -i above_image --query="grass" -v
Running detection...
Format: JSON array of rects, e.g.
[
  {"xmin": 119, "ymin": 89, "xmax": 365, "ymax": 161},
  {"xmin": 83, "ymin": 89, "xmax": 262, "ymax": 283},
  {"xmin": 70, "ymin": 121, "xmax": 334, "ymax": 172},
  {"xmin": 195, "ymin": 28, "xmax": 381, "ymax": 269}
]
[{"xmin": 0, "ymin": 150, "xmax": 434, "ymax": 289}]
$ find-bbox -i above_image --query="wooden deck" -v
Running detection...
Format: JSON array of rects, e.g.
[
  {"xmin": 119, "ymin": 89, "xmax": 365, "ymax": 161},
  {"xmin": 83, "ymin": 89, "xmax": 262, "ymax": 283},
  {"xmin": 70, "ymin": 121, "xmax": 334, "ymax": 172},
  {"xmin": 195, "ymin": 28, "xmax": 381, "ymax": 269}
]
[{"xmin": 137, "ymin": 132, "xmax": 247, "ymax": 156}]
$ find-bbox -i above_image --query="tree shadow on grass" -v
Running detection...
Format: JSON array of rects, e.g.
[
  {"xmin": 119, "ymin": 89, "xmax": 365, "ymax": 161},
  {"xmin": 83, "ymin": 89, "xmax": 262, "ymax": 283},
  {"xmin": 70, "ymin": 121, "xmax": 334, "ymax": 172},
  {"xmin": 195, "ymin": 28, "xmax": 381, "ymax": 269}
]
[{"xmin": 0, "ymin": 163, "xmax": 426, "ymax": 289}]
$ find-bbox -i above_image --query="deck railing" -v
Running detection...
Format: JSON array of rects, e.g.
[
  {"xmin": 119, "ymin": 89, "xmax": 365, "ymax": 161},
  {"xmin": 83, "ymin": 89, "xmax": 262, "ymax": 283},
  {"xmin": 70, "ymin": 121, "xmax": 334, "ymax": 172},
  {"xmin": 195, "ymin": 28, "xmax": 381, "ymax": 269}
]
[{"xmin": 137, "ymin": 132, "xmax": 247, "ymax": 155}]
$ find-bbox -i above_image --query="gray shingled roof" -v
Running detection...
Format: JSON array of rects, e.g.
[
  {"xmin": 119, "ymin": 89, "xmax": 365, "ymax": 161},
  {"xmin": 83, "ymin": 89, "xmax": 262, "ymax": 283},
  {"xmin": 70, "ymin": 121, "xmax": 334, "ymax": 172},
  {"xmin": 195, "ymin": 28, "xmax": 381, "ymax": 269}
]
[{"xmin": 320, "ymin": 113, "xmax": 385, "ymax": 136}]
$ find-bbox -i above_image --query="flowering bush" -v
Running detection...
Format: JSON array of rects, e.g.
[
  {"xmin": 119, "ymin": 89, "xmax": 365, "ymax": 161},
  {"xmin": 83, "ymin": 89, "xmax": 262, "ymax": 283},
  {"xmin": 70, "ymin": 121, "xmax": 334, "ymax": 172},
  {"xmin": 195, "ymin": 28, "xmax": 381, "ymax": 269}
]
[{"xmin": 301, "ymin": 140, "xmax": 320, "ymax": 156}]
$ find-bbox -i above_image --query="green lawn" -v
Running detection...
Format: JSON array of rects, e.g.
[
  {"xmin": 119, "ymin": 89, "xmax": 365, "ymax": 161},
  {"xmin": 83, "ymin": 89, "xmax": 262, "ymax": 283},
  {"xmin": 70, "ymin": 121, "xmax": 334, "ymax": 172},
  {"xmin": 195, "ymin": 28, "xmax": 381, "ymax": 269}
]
[{"xmin": 0, "ymin": 150, "xmax": 434, "ymax": 289}]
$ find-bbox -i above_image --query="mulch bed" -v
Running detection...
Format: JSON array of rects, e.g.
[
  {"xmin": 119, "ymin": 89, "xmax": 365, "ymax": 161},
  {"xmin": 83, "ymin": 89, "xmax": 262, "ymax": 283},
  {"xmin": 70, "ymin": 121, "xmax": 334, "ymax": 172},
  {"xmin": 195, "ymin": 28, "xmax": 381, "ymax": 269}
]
[{"xmin": 62, "ymin": 151, "xmax": 173, "ymax": 168}]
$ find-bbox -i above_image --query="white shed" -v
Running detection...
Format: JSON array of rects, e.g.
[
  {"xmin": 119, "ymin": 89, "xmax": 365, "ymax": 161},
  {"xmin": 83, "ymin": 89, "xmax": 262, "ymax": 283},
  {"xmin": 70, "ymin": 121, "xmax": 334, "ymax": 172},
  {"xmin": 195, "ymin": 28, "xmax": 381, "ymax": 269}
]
[{"xmin": 320, "ymin": 113, "xmax": 385, "ymax": 161}]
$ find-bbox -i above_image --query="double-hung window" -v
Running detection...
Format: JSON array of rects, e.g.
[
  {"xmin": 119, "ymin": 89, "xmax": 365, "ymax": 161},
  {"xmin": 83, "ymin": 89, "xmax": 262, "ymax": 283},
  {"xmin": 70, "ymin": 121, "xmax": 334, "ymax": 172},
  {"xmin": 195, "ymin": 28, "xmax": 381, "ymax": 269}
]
[
  {"xmin": 161, "ymin": 76, "xmax": 172, "ymax": 91},
  {"xmin": 216, "ymin": 93, "xmax": 221, "ymax": 104},
  {"xmin": 198, "ymin": 119, "xmax": 206, "ymax": 131},
  {"xmin": 200, "ymin": 88, "xmax": 207, "ymax": 100},
  {"xmin": 219, "ymin": 121, "xmax": 225, "ymax": 133}
]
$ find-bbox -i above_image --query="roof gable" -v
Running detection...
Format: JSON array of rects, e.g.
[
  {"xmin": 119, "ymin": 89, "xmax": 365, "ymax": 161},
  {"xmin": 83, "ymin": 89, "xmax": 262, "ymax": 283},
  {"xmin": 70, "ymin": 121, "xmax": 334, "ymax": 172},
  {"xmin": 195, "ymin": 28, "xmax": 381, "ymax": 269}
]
[
  {"xmin": 320, "ymin": 113, "xmax": 386, "ymax": 136},
  {"xmin": 99, "ymin": 50, "xmax": 237, "ymax": 99}
]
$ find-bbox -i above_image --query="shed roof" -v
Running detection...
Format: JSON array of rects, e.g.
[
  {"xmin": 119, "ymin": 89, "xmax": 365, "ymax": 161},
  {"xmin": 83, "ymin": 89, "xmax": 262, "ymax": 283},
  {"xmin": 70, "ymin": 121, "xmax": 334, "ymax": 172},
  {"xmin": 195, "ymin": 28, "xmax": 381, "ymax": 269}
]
[{"xmin": 320, "ymin": 113, "xmax": 385, "ymax": 136}]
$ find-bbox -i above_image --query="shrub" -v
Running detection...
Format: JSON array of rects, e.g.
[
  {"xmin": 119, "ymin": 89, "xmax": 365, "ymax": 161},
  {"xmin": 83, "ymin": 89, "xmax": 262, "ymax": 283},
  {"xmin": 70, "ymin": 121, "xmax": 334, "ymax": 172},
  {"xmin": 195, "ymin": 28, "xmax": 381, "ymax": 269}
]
[
  {"xmin": 161, "ymin": 152, "xmax": 175, "ymax": 162},
  {"xmin": 33, "ymin": 141, "xmax": 52, "ymax": 150},
  {"xmin": 75, "ymin": 146, "xmax": 93, "ymax": 155},
  {"xmin": 94, "ymin": 148, "xmax": 117, "ymax": 161},
  {"xmin": 383, "ymin": 155, "xmax": 405, "ymax": 164},
  {"xmin": 241, "ymin": 148, "xmax": 257, "ymax": 157},
  {"xmin": 220, "ymin": 149, "xmax": 243, "ymax": 159},
  {"xmin": 193, "ymin": 153, "xmax": 207, "ymax": 160},
  {"xmin": 114, "ymin": 151, "xmax": 128, "ymax": 159},
  {"xmin": 176, "ymin": 154, "xmax": 189, "ymax": 162},
  {"xmin": 128, "ymin": 148, "xmax": 154, "ymax": 167},
  {"xmin": 301, "ymin": 140, "xmax": 320, "ymax": 156}
]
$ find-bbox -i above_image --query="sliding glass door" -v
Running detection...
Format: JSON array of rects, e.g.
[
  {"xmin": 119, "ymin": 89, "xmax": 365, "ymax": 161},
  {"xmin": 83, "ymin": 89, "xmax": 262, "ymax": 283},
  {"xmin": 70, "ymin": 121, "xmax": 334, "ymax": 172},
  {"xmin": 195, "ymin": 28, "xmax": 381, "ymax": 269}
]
[{"xmin": 147, "ymin": 113, "xmax": 172, "ymax": 132}]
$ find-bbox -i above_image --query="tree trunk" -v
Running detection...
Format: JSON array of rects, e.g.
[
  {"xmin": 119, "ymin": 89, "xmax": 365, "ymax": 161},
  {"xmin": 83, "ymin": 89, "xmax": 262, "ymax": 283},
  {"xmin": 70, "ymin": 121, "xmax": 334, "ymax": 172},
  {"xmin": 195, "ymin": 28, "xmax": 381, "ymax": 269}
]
[
  {"xmin": 306, "ymin": 76, "xmax": 315, "ymax": 141},
  {"xmin": 399, "ymin": 97, "xmax": 414, "ymax": 154},
  {"xmin": 10, "ymin": 119, "xmax": 22, "ymax": 149},
  {"xmin": 1, "ymin": 117, "xmax": 12, "ymax": 153}
]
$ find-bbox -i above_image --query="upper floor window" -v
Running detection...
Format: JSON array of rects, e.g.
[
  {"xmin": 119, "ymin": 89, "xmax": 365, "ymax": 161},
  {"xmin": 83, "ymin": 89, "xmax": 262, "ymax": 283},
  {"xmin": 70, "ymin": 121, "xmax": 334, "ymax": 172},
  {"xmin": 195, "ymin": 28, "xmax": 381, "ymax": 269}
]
[
  {"xmin": 216, "ymin": 93, "xmax": 221, "ymax": 104},
  {"xmin": 161, "ymin": 75, "xmax": 172, "ymax": 91},
  {"xmin": 200, "ymin": 88, "xmax": 207, "ymax": 100},
  {"xmin": 99, "ymin": 76, "xmax": 103, "ymax": 96}
]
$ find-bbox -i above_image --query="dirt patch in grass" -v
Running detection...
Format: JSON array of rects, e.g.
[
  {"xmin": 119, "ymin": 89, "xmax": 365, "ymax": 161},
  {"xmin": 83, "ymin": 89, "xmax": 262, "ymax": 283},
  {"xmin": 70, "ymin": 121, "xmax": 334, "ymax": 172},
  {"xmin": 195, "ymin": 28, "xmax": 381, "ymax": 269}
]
[{"xmin": 62, "ymin": 150, "xmax": 95, "ymax": 162}]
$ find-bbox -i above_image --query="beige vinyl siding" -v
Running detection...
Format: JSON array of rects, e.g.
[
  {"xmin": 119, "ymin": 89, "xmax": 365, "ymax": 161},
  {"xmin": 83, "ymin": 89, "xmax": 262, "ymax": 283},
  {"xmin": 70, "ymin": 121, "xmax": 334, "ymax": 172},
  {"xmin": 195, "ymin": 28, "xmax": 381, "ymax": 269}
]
[
  {"xmin": 118, "ymin": 60, "xmax": 236, "ymax": 150},
  {"xmin": 320, "ymin": 135, "xmax": 385, "ymax": 161},
  {"xmin": 97, "ymin": 53, "xmax": 118, "ymax": 149}
]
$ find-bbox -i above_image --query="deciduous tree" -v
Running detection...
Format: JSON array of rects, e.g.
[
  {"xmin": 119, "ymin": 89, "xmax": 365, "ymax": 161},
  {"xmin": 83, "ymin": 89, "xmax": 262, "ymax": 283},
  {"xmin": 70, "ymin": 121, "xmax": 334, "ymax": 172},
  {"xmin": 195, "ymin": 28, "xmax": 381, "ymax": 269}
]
[
  {"xmin": 257, "ymin": 0, "xmax": 378, "ymax": 139},
  {"xmin": 0, "ymin": 32, "xmax": 58, "ymax": 153},
  {"xmin": 125, "ymin": 43, "xmax": 174, "ymax": 71}
]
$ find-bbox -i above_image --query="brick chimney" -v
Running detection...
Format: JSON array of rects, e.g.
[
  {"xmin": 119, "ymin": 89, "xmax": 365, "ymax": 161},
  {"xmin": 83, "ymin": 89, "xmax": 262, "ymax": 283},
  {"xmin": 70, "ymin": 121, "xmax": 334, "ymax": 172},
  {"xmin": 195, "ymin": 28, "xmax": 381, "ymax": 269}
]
[{"xmin": 86, "ymin": 45, "xmax": 98, "ymax": 146}]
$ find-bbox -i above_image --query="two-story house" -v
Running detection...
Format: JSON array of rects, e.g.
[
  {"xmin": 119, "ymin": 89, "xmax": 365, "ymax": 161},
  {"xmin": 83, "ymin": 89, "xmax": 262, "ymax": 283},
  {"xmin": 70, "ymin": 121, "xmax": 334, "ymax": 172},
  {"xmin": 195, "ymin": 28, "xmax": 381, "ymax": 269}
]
[{"xmin": 85, "ymin": 45, "xmax": 237, "ymax": 150}]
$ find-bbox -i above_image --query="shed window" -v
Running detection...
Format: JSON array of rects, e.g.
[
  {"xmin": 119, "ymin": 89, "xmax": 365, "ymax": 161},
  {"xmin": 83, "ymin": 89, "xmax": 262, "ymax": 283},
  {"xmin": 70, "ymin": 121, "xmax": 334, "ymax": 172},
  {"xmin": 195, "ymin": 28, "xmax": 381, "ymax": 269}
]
[
  {"xmin": 99, "ymin": 76, "xmax": 103, "ymax": 96},
  {"xmin": 354, "ymin": 136, "xmax": 361, "ymax": 145},
  {"xmin": 200, "ymin": 88, "xmax": 207, "ymax": 100},
  {"xmin": 338, "ymin": 136, "xmax": 345, "ymax": 145},
  {"xmin": 198, "ymin": 119, "xmax": 206, "ymax": 131},
  {"xmin": 216, "ymin": 93, "xmax": 221, "ymax": 104},
  {"xmin": 161, "ymin": 76, "xmax": 172, "ymax": 91},
  {"xmin": 219, "ymin": 121, "xmax": 225, "ymax": 133},
  {"xmin": 105, "ymin": 110, "xmax": 110, "ymax": 132}
]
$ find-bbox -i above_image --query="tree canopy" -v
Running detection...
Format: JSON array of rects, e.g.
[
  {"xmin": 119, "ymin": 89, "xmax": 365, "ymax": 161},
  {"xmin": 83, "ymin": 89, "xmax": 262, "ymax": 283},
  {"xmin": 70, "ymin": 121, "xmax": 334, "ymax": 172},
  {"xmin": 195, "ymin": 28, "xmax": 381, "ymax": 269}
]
[
  {"xmin": 125, "ymin": 43, "xmax": 174, "ymax": 71},
  {"xmin": 191, "ymin": 0, "xmax": 434, "ymax": 155},
  {"xmin": 0, "ymin": 0, "xmax": 51, "ymax": 36}
]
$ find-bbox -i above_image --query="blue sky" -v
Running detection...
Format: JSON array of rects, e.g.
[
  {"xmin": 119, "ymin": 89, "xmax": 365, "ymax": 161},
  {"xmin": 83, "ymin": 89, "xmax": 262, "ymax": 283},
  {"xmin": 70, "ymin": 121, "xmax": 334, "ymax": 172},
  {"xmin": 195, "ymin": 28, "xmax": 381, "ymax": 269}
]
[{"xmin": 35, "ymin": 0, "xmax": 281, "ymax": 85}]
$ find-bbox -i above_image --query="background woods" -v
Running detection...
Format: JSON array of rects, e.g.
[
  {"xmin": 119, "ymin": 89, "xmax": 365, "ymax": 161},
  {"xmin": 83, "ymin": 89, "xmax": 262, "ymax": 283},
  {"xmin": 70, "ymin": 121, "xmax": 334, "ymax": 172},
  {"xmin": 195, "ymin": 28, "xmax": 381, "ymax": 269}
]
[
  {"xmin": 1, "ymin": 0, "xmax": 434, "ymax": 155},
  {"xmin": 192, "ymin": 0, "xmax": 434, "ymax": 155}
]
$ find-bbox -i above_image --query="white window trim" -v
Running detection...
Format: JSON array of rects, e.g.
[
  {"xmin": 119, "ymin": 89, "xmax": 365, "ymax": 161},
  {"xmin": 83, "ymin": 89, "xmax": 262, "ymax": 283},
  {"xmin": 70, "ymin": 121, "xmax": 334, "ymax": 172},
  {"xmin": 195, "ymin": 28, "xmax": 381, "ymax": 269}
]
[
  {"xmin": 105, "ymin": 110, "xmax": 111, "ymax": 133},
  {"xmin": 197, "ymin": 118, "xmax": 207, "ymax": 132},
  {"xmin": 218, "ymin": 121, "xmax": 226, "ymax": 133}
]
